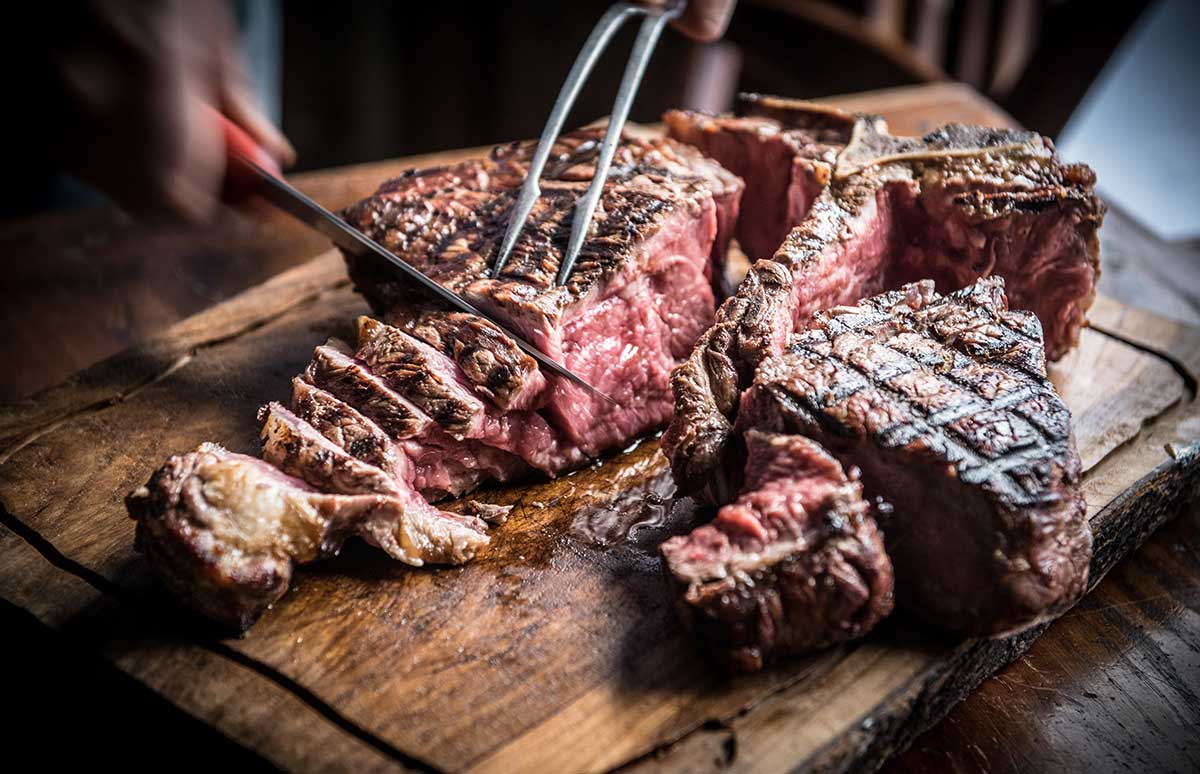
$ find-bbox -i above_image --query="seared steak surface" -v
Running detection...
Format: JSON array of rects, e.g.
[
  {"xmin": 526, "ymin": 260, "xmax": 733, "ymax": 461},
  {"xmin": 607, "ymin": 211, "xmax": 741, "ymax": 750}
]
[
  {"xmin": 128, "ymin": 129, "xmax": 740, "ymax": 629},
  {"xmin": 736, "ymin": 278, "xmax": 1091, "ymax": 638},
  {"xmin": 661, "ymin": 431, "xmax": 893, "ymax": 670},
  {"xmin": 664, "ymin": 94, "xmax": 1102, "ymax": 502},
  {"xmin": 344, "ymin": 127, "xmax": 742, "ymax": 455},
  {"xmin": 663, "ymin": 279, "xmax": 1090, "ymax": 666}
]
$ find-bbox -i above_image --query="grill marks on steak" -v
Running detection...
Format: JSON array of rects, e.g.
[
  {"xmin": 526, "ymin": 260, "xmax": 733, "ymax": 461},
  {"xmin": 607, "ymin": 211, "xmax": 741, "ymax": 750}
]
[
  {"xmin": 129, "ymin": 128, "xmax": 737, "ymax": 629},
  {"xmin": 342, "ymin": 128, "xmax": 737, "ymax": 458},
  {"xmin": 747, "ymin": 279, "xmax": 1090, "ymax": 637},
  {"xmin": 673, "ymin": 279, "xmax": 1089, "ymax": 659},
  {"xmin": 664, "ymin": 95, "xmax": 1102, "ymax": 503},
  {"xmin": 393, "ymin": 311, "xmax": 548, "ymax": 411},
  {"xmin": 661, "ymin": 431, "xmax": 893, "ymax": 670},
  {"xmin": 303, "ymin": 343, "xmax": 433, "ymax": 440}
]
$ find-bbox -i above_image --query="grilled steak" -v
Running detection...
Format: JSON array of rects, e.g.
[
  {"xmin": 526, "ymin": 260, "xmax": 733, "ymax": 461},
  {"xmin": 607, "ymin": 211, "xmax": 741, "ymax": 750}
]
[
  {"xmin": 666, "ymin": 93, "xmax": 1103, "ymax": 361},
  {"xmin": 129, "ymin": 128, "xmax": 741, "ymax": 628},
  {"xmin": 303, "ymin": 342, "xmax": 434, "ymax": 441},
  {"xmin": 343, "ymin": 127, "xmax": 742, "ymax": 456},
  {"xmin": 664, "ymin": 95, "xmax": 1102, "ymax": 502},
  {"xmin": 126, "ymin": 443, "xmax": 488, "ymax": 630},
  {"xmin": 665, "ymin": 101, "xmax": 853, "ymax": 273},
  {"xmin": 394, "ymin": 310, "xmax": 548, "ymax": 411},
  {"xmin": 733, "ymin": 278, "xmax": 1091, "ymax": 638},
  {"xmin": 661, "ymin": 431, "xmax": 893, "ymax": 670}
]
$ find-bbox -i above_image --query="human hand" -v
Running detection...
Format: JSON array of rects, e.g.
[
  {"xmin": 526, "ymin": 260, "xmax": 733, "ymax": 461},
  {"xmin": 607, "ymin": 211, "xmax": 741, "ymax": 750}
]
[
  {"xmin": 636, "ymin": 0, "xmax": 737, "ymax": 42},
  {"xmin": 40, "ymin": 1, "xmax": 294, "ymax": 221}
]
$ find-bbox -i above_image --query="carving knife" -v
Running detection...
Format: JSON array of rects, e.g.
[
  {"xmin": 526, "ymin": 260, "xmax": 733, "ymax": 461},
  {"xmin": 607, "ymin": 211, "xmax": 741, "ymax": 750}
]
[{"xmin": 215, "ymin": 113, "xmax": 618, "ymax": 406}]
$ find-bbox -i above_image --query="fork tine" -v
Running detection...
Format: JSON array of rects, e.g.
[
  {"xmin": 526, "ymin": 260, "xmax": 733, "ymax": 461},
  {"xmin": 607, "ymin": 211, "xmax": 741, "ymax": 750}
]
[
  {"xmin": 556, "ymin": 5, "xmax": 681, "ymax": 286},
  {"xmin": 492, "ymin": 2, "xmax": 642, "ymax": 278}
]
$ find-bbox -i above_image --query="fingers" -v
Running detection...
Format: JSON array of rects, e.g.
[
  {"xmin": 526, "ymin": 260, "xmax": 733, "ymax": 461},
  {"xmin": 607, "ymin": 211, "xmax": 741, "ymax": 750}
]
[
  {"xmin": 635, "ymin": 0, "xmax": 737, "ymax": 42},
  {"xmin": 674, "ymin": 0, "xmax": 737, "ymax": 42},
  {"xmin": 221, "ymin": 82, "xmax": 297, "ymax": 169}
]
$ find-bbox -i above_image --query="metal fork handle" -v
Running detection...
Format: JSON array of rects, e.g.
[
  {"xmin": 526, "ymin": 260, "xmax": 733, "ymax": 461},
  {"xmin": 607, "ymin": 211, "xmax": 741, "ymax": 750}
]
[
  {"xmin": 491, "ymin": 2, "xmax": 681, "ymax": 282},
  {"xmin": 556, "ymin": 5, "xmax": 681, "ymax": 286}
]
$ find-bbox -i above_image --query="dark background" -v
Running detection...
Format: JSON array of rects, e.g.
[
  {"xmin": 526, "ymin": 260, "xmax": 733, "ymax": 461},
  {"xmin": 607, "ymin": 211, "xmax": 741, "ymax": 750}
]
[{"xmin": 277, "ymin": 0, "xmax": 1147, "ymax": 172}]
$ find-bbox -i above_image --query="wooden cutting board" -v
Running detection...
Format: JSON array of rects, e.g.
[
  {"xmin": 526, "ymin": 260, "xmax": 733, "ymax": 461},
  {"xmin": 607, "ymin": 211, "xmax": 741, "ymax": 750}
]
[{"xmin": 2, "ymin": 88, "xmax": 1198, "ymax": 774}]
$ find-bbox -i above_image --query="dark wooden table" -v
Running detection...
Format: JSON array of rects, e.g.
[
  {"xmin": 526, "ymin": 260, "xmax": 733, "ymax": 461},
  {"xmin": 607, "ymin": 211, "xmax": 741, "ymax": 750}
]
[{"xmin": 2, "ymin": 84, "xmax": 1197, "ymax": 772}]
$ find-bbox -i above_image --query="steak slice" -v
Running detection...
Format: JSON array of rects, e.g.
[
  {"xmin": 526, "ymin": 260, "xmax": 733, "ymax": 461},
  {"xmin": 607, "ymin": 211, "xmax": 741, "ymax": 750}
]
[
  {"xmin": 302, "ymin": 342, "xmax": 527, "ymax": 499},
  {"xmin": 303, "ymin": 343, "xmax": 433, "ymax": 440},
  {"xmin": 661, "ymin": 430, "xmax": 893, "ymax": 670},
  {"xmin": 126, "ymin": 443, "xmax": 488, "ymax": 630},
  {"xmin": 342, "ymin": 127, "xmax": 741, "ymax": 457},
  {"xmin": 393, "ymin": 310, "xmax": 548, "ymax": 411},
  {"xmin": 290, "ymin": 378, "xmax": 413, "ymax": 485},
  {"xmin": 735, "ymin": 279, "xmax": 1091, "ymax": 638},
  {"xmin": 356, "ymin": 317, "xmax": 487, "ymax": 439},
  {"xmin": 666, "ymin": 93, "xmax": 1103, "ymax": 361}
]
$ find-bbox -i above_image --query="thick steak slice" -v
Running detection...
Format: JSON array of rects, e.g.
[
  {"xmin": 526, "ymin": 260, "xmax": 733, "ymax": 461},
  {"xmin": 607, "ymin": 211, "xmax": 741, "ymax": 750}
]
[
  {"xmin": 291, "ymin": 378, "xmax": 413, "ymax": 485},
  {"xmin": 666, "ymin": 94, "xmax": 1103, "ymax": 361},
  {"xmin": 661, "ymin": 431, "xmax": 893, "ymax": 670},
  {"xmin": 303, "ymin": 343, "xmax": 433, "ymax": 440},
  {"xmin": 126, "ymin": 444, "xmax": 487, "ymax": 630},
  {"xmin": 735, "ymin": 279, "xmax": 1091, "ymax": 637},
  {"xmin": 301, "ymin": 343, "xmax": 527, "ymax": 499},
  {"xmin": 342, "ymin": 128, "xmax": 740, "ymax": 457},
  {"xmin": 259, "ymin": 403, "xmax": 489, "ymax": 565},
  {"xmin": 261, "ymin": 403, "xmax": 402, "ymax": 498},
  {"xmin": 356, "ymin": 317, "xmax": 486, "ymax": 439},
  {"xmin": 394, "ymin": 311, "xmax": 548, "ymax": 411},
  {"xmin": 356, "ymin": 316, "xmax": 584, "ymax": 473}
]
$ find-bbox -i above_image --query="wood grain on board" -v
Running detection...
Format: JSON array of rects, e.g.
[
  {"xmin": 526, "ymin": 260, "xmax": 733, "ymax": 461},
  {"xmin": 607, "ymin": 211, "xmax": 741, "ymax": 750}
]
[
  {"xmin": 1, "ymin": 83, "xmax": 1198, "ymax": 773},
  {"xmin": 0, "ymin": 260, "xmax": 1196, "ymax": 773}
]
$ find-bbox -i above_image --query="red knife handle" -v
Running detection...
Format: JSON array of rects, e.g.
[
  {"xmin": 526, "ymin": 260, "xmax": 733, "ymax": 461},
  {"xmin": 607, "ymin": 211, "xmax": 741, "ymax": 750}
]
[{"xmin": 209, "ymin": 107, "xmax": 282, "ymax": 202}]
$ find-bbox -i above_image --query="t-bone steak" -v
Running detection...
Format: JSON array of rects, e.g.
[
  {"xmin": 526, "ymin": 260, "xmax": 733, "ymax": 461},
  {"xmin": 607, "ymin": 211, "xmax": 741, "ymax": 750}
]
[
  {"xmin": 664, "ymin": 94, "xmax": 1103, "ymax": 503},
  {"xmin": 666, "ymin": 93, "xmax": 1102, "ymax": 361}
]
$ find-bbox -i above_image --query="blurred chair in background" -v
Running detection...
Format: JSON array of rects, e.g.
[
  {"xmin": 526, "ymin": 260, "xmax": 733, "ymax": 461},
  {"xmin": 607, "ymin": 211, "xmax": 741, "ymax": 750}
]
[{"xmin": 680, "ymin": 0, "xmax": 1151, "ymax": 135}]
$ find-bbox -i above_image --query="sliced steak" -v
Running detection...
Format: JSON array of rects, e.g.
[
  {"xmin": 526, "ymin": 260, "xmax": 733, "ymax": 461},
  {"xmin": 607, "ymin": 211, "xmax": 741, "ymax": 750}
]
[
  {"xmin": 126, "ymin": 443, "xmax": 488, "ymax": 630},
  {"xmin": 666, "ymin": 93, "xmax": 1103, "ymax": 361},
  {"xmin": 342, "ymin": 127, "xmax": 741, "ymax": 456},
  {"xmin": 399, "ymin": 429, "xmax": 528, "ymax": 500},
  {"xmin": 393, "ymin": 310, "xmax": 548, "ymax": 411},
  {"xmin": 661, "ymin": 430, "xmax": 893, "ymax": 670},
  {"xmin": 290, "ymin": 377, "xmax": 413, "ymax": 485},
  {"xmin": 734, "ymin": 279, "xmax": 1091, "ymax": 638},
  {"xmin": 301, "ymin": 340, "xmax": 532, "ymax": 499},
  {"xmin": 303, "ymin": 343, "xmax": 433, "ymax": 440},
  {"xmin": 356, "ymin": 317, "xmax": 486, "ymax": 439}
]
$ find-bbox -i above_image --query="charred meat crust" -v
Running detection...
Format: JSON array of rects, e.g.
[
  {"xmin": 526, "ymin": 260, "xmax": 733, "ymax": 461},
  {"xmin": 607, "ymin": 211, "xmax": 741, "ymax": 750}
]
[
  {"xmin": 660, "ymin": 261, "xmax": 796, "ymax": 503},
  {"xmin": 736, "ymin": 278, "xmax": 1091, "ymax": 638},
  {"xmin": 391, "ymin": 311, "xmax": 548, "ymax": 411}
]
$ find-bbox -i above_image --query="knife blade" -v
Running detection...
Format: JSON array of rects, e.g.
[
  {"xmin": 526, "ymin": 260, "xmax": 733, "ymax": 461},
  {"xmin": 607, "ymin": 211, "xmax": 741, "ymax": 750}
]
[{"xmin": 217, "ymin": 114, "xmax": 618, "ymax": 406}]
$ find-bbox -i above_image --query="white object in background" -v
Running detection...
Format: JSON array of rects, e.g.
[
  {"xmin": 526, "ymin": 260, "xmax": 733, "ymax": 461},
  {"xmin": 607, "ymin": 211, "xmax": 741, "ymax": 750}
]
[{"xmin": 1057, "ymin": 0, "xmax": 1200, "ymax": 242}]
